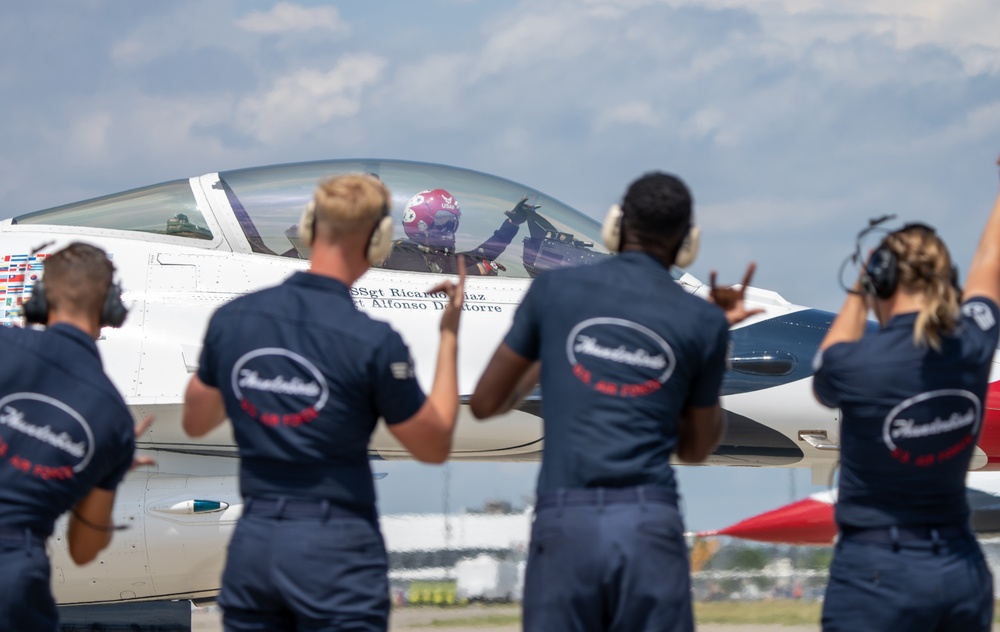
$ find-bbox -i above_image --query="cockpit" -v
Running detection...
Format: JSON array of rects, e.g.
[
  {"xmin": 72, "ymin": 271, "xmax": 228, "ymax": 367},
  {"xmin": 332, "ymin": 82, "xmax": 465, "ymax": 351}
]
[
  {"xmin": 13, "ymin": 180, "xmax": 214, "ymax": 241},
  {"xmin": 10, "ymin": 159, "xmax": 649, "ymax": 279},
  {"xmin": 216, "ymin": 159, "xmax": 614, "ymax": 279}
]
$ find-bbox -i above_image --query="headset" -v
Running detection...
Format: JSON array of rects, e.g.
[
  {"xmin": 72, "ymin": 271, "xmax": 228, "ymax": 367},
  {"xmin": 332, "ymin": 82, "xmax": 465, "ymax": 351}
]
[
  {"xmin": 22, "ymin": 278, "xmax": 128, "ymax": 328},
  {"xmin": 601, "ymin": 204, "xmax": 701, "ymax": 268},
  {"xmin": 843, "ymin": 215, "xmax": 960, "ymax": 299},
  {"xmin": 299, "ymin": 189, "xmax": 394, "ymax": 265}
]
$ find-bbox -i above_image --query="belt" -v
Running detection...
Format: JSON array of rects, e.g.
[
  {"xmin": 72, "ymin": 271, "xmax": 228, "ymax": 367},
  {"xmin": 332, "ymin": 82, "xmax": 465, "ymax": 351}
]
[
  {"xmin": 840, "ymin": 524, "xmax": 971, "ymax": 545},
  {"xmin": 242, "ymin": 497, "xmax": 376, "ymax": 523},
  {"xmin": 536, "ymin": 486, "xmax": 677, "ymax": 510},
  {"xmin": 0, "ymin": 526, "xmax": 46, "ymax": 546}
]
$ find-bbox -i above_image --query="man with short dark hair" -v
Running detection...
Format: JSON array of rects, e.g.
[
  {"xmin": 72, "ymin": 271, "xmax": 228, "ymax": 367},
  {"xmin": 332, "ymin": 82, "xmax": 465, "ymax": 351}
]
[
  {"xmin": 471, "ymin": 172, "xmax": 759, "ymax": 632},
  {"xmin": 0, "ymin": 242, "xmax": 137, "ymax": 632},
  {"xmin": 183, "ymin": 173, "xmax": 466, "ymax": 632}
]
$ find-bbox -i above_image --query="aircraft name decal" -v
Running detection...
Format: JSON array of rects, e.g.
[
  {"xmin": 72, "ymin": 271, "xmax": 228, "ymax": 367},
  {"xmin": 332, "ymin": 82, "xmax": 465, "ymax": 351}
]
[{"xmin": 351, "ymin": 284, "xmax": 506, "ymax": 313}]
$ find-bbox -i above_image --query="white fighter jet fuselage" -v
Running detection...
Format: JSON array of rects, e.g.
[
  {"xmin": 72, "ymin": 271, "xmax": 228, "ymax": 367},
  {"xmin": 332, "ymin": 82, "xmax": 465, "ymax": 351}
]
[{"xmin": 1, "ymin": 159, "xmax": 999, "ymax": 613}]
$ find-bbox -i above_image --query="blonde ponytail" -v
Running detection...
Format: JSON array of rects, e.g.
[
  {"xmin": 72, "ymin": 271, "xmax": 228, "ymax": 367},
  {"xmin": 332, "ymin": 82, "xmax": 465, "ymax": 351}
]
[{"xmin": 885, "ymin": 229, "xmax": 960, "ymax": 350}]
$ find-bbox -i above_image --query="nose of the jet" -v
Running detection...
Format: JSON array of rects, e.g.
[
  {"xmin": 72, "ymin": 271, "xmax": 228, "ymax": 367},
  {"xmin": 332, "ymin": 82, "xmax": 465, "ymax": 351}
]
[
  {"xmin": 978, "ymin": 381, "xmax": 1000, "ymax": 469},
  {"xmin": 697, "ymin": 496, "xmax": 837, "ymax": 546}
]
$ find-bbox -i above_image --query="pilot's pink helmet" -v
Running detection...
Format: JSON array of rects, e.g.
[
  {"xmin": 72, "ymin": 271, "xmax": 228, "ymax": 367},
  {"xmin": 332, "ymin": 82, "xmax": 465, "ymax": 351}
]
[{"xmin": 402, "ymin": 188, "xmax": 462, "ymax": 249}]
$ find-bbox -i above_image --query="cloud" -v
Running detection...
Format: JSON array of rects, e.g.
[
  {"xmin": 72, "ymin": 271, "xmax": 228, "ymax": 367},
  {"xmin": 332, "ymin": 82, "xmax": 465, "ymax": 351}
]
[
  {"xmin": 236, "ymin": 3, "xmax": 347, "ymax": 35},
  {"xmin": 235, "ymin": 53, "xmax": 387, "ymax": 143},
  {"xmin": 658, "ymin": 0, "xmax": 1000, "ymax": 73},
  {"xmin": 594, "ymin": 102, "xmax": 660, "ymax": 131}
]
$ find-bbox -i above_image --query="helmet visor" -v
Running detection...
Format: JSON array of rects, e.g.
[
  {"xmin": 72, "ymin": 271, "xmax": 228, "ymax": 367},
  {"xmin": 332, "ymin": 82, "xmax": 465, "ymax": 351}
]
[{"xmin": 432, "ymin": 210, "xmax": 459, "ymax": 233}]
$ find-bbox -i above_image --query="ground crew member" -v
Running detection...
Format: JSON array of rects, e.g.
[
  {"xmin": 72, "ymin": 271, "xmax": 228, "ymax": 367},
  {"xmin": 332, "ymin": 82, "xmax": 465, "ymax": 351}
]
[
  {"xmin": 0, "ymin": 242, "xmax": 138, "ymax": 632},
  {"xmin": 182, "ymin": 173, "xmax": 465, "ymax": 632},
  {"xmin": 813, "ymin": 157, "xmax": 1000, "ymax": 631},
  {"xmin": 470, "ymin": 171, "xmax": 761, "ymax": 632}
]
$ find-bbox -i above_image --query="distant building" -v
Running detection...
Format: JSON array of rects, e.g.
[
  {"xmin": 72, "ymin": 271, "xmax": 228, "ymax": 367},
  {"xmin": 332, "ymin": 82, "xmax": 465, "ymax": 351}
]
[{"xmin": 381, "ymin": 508, "xmax": 531, "ymax": 582}]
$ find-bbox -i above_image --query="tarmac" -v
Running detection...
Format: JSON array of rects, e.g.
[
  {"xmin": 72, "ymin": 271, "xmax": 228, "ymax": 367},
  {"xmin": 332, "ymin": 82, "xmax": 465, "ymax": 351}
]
[
  {"xmin": 192, "ymin": 604, "xmax": 1000, "ymax": 630},
  {"xmin": 192, "ymin": 604, "xmax": 825, "ymax": 631}
]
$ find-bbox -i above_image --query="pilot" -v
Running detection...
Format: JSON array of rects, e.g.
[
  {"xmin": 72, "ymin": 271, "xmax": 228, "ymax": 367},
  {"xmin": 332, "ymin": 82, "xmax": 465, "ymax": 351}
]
[
  {"xmin": 469, "ymin": 171, "xmax": 761, "ymax": 632},
  {"xmin": 813, "ymin": 157, "xmax": 1000, "ymax": 631},
  {"xmin": 378, "ymin": 188, "xmax": 536, "ymax": 275},
  {"xmin": 182, "ymin": 173, "xmax": 465, "ymax": 632},
  {"xmin": 0, "ymin": 243, "xmax": 139, "ymax": 632}
]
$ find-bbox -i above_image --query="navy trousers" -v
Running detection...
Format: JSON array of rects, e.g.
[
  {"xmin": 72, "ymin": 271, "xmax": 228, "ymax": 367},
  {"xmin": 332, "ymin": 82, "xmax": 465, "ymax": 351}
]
[
  {"xmin": 220, "ymin": 498, "xmax": 389, "ymax": 632},
  {"xmin": 0, "ymin": 528, "xmax": 56, "ymax": 632},
  {"xmin": 823, "ymin": 527, "xmax": 993, "ymax": 632},
  {"xmin": 523, "ymin": 486, "xmax": 693, "ymax": 632}
]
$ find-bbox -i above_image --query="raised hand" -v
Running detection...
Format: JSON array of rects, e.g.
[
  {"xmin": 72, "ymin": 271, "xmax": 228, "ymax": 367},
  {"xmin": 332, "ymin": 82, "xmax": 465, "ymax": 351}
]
[
  {"xmin": 427, "ymin": 257, "xmax": 466, "ymax": 335},
  {"xmin": 505, "ymin": 196, "xmax": 540, "ymax": 225},
  {"xmin": 709, "ymin": 263, "xmax": 765, "ymax": 326}
]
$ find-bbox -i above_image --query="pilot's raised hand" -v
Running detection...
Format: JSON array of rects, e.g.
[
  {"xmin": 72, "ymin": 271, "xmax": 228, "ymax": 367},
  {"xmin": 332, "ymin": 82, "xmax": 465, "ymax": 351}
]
[
  {"xmin": 427, "ymin": 257, "xmax": 466, "ymax": 335},
  {"xmin": 505, "ymin": 196, "xmax": 540, "ymax": 225},
  {"xmin": 709, "ymin": 263, "xmax": 765, "ymax": 326}
]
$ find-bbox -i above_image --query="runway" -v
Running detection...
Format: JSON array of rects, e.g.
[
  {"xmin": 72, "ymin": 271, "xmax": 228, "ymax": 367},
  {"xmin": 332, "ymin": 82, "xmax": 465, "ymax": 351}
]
[
  {"xmin": 192, "ymin": 603, "xmax": 1000, "ymax": 631},
  {"xmin": 191, "ymin": 604, "xmax": 825, "ymax": 631}
]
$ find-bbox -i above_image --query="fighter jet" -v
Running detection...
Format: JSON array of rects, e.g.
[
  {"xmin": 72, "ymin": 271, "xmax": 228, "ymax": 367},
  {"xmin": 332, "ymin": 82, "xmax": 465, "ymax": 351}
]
[{"xmin": 1, "ymin": 158, "xmax": 999, "ymax": 627}]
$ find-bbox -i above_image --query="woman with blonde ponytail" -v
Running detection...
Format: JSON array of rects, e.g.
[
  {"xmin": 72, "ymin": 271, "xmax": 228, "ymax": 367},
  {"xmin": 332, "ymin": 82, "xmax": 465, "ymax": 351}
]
[{"xmin": 813, "ymin": 155, "xmax": 1000, "ymax": 632}]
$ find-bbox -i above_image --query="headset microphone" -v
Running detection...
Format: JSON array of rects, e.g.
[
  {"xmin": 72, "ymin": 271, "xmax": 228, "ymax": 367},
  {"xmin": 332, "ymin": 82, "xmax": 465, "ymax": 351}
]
[{"xmin": 838, "ymin": 214, "xmax": 897, "ymax": 296}]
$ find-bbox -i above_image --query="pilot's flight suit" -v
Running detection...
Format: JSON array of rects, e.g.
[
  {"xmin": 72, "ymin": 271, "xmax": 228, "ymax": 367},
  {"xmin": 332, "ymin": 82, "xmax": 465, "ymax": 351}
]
[
  {"xmin": 197, "ymin": 271, "xmax": 427, "ymax": 632},
  {"xmin": 0, "ymin": 324, "xmax": 134, "ymax": 632},
  {"xmin": 503, "ymin": 251, "xmax": 730, "ymax": 632},
  {"xmin": 814, "ymin": 297, "xmax": 999, "ymax": 631}
]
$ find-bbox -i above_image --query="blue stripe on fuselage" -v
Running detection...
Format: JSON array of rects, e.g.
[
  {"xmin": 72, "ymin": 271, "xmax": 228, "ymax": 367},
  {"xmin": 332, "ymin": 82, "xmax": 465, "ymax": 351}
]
[{"xmin": 722, "ymin": 308, "xmax": 878, "ymax": 396}]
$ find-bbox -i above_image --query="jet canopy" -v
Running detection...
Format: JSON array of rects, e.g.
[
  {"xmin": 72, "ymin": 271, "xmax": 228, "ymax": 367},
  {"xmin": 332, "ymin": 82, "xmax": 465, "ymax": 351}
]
[
  {"xmin": 217, "ymin": 159, "xmax": 613, "ymax": 278},
  {"xmin": 11, "ymin": 159, "xmax": 631, "ymax": 279}
]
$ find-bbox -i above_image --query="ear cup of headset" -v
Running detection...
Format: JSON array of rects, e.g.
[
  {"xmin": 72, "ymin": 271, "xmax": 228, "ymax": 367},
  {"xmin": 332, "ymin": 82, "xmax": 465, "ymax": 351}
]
[
  {"xmin": 299, "ymin": 201, "xmax": 316, "ymax": 246},
  {"xmin": 601, "ymin": 204, "xmax": 701, "ymax": 268},
  {"xmin": 674, "ymin": 225, "xmax": 701, "ymax": 269},
  {"xmin": 22, "ymin": 280, "xmax": 48, "ymax": 324},
  {"xmin": 601, "ymin": 205, "xmax": 623, "ymax": 252},
  {"xmin": 101, "ymin": 282, "xmax": 128, "ymax": 328},
  {"xmin": 20, "ymin": 279, "xmax": 127, "ymax": 327},
  {"xmin": 863, "ymin": 245, "xmax": 898, "ymax": 299},
  {"xmin": 367, "ymin": 215, "xmax": 395, "ymax": 265}
]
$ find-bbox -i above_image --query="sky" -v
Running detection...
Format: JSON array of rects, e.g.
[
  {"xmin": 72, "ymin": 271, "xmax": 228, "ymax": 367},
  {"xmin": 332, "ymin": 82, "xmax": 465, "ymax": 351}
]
[{"xmin": 1, "ymin": 1, "xmax": 998, "ymax": 532}]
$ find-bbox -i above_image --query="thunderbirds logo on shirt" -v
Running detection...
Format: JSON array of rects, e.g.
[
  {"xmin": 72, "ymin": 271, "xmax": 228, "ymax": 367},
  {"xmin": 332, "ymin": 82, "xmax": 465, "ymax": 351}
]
[
  {"xmin": 0, "ymin": 393, "xmax": 94, "ymax": 479},
  {"xmin": 565, "ymin": 317, "xmax": 675, "ymax": 397},
  {"xmin": 232, "ymin": 348, "xmax": 329, "ymax": 427},
  {"xmin": 882, "ymin": 389, "xmax": 980, "ymax": 467}
]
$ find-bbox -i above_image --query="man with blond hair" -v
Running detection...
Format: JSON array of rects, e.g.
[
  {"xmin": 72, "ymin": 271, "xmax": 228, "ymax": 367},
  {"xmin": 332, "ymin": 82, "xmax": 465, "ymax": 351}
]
[{"xmin": 183, "ymin": 174, "xmax": 466, "ymax": 631}]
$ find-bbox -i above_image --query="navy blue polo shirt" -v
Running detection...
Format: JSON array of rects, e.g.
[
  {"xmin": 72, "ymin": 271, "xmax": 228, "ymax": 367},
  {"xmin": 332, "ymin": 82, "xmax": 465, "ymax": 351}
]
[
  {"xmin": 504, "ymin": 251, "xmax": 730, "ymax": 495},
  {"xmin": 0, "ymin": 324, "xmax": 134, "ymax": 537},
  {"xmin": 197, "ymin": 271, "xmax": 426, "ymax": 508},
  {"xmin": 814, "ymin": 297, "xmax": 1000, "ymax": 528}
]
